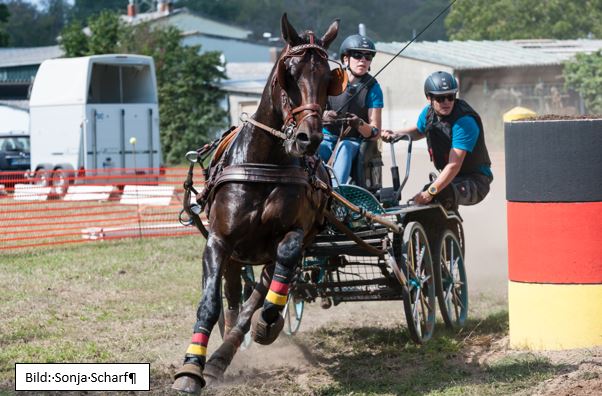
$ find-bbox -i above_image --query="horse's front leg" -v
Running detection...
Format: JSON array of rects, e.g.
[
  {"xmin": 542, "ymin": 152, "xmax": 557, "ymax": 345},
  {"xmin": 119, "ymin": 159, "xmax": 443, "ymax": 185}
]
[
  {"xmin": 251, "ymin": 228, "xmax": 304, "ymax": 345},
  {"xmin": 203, "ymin": 264, "xmax": 274, "ymax": 384},
  {"xmin": 172, "ymin": 235, "xmax": 230, "ymax": 394}
]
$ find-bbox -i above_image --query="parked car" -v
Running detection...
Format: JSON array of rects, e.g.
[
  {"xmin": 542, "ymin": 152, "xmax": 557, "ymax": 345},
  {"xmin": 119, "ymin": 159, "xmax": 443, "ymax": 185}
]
[{"xmin": 0, "ymin": 131, "xmax": 30, "ymax": 189}]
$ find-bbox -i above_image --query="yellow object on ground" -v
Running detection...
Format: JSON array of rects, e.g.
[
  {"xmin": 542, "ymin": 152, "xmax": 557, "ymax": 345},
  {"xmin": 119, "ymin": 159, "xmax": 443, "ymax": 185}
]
[
  {"xmin": 503, "ymin": 106, "xmax": 537, "ymax": 122},
  {"xmin": 508, "ymin": 281, "xmax": 602, "ymax": 350}
]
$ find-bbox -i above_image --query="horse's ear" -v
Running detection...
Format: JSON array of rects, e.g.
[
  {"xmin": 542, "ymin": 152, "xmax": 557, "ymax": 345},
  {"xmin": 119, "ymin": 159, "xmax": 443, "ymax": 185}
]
[
  {"xmin": 320, "ymin": 19, "xmax": 340, "ymax": 50},
  {"xmin": 281, "ymin": 13, "xmax": 302, "ymax": 46}
]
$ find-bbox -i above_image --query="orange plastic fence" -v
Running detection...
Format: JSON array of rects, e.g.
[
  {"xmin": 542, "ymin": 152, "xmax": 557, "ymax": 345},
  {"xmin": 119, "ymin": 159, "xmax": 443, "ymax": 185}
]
[{"xmin": 0, "ymin": 167, "xmax": 205, "ymax": 251}]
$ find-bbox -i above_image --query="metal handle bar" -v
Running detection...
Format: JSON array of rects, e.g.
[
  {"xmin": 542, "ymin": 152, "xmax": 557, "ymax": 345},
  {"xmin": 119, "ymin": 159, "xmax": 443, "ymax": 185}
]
[{"xmin": 388, "ymin": 134, "xmax": 412, "ymax": 201}]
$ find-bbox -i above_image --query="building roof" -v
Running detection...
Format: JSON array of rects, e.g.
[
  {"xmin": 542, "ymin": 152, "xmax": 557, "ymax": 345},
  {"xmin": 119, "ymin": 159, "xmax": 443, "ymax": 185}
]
[
  {"xmin": 0, "ymin": 46, "xmax": 64, "ymax": 68},
  {"xmin": 122, "ymin": 7, "xmax": 252, "ymax": 40},
  {"xmin": 220, "ymin": 62, "xmax": 274, "ymax": 94},
  {"xmin": 376, "ymin": 39, "xmax": 602, "ymax": 70}
]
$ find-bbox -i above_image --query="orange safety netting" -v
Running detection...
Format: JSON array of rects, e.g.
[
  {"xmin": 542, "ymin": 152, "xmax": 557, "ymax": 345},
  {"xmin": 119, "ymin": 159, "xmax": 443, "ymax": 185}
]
[{"xmin": 0, "ymin": 167, "xmax": 205, "ymax": 251}]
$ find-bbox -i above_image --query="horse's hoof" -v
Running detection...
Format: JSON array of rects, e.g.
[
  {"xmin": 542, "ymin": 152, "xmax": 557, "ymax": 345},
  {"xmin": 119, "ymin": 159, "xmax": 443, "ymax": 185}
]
[
  {"xmin": 172, "ymin": 363, "xmax": 205, "ymax": 394},
  {"xmin": 251, "ymin": 308, "xmax": 284, "ymax": 345},
  {"xmin": 203, "ymin": 361, "xmax": 223, "ymax": 387}
]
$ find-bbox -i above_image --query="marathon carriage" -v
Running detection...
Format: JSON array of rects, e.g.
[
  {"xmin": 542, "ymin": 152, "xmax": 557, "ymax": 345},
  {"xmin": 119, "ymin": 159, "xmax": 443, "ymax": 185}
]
[{"xmin": 284, "ymin": 135, "xmax": 468, "ymax": 344}]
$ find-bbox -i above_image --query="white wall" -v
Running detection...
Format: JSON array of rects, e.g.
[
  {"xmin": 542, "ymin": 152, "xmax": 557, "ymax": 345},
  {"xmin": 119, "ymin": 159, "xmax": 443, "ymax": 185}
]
[{"xmin": 0, "ymin": 105, "xmax": 29, "ymax": 133}]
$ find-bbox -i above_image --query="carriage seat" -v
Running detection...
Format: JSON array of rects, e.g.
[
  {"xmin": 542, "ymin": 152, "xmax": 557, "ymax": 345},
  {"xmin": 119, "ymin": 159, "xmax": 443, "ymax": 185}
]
[{"xmin": 349, "ymin": 139, "xmax": 383, "ymax": 194}]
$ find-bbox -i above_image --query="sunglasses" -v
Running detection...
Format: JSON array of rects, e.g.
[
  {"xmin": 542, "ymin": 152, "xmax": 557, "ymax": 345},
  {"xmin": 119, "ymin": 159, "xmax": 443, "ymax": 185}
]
[
  {"xmin": 349, "ymin": 51, "xmax": 374, "ymax": 61},
  {"xmin": 431, "ymin": 94, "xmax": 455, "ymax": 103}
]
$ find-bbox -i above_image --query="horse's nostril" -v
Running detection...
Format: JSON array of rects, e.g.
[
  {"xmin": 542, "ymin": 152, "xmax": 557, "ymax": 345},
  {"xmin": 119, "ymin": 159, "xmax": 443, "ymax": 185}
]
[{"xmin": 296, "ymin": 132, "xmax": 310, "ymax": 143}]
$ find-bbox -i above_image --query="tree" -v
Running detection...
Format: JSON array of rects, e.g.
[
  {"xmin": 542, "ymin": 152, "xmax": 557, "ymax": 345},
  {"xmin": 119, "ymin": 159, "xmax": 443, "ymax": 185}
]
[
  {"xmin": 3, "ymin": 0, "xmax": 69, "ymax": 46},
  {"xmin": 564, "ymin": 51, "xmax": 602, "ymax": 114},
  {"xmin": 446, "ymin": 0, "xmax": 602, "ymax": 40},
  {"xmin": 0, "ymin": 3, "xmax": 9, "ymax": 46},
  {"xmin": 60, "ymin": 12, "xmax": 227, "ymax": 164},
  {"xmin": 70, "ymin": 0, "xmax": 127, "ymax": 21}
]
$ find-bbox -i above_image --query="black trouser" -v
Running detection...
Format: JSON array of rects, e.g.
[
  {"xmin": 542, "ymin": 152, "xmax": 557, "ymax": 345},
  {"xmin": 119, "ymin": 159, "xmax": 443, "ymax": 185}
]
[{"xmin": 429, "ymin": 173, "xmax": 493, "ymax": 209}]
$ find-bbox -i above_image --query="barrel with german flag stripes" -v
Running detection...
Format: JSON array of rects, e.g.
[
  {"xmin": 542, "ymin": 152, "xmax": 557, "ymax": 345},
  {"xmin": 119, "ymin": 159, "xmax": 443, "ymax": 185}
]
[{"xmin": 505, "ymin": 118, "xmax": 602, "ymax": 350}]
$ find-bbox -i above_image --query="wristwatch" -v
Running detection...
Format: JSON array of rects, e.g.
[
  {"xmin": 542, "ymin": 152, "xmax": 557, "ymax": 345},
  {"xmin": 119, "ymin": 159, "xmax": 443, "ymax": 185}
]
[
  {"xmin": 370, "ymin": 126, "xmax": 379, "ymax": 137},
  {"xmin": 427, "ymin": 185, "xmax": 438, "ymax": 196}
]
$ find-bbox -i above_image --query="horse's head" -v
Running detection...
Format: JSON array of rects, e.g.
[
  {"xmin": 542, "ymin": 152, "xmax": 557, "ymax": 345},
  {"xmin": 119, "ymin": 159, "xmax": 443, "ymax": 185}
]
[{"xmin": 275, "ymin": 14, "xmax": 346, "ymax": 157}]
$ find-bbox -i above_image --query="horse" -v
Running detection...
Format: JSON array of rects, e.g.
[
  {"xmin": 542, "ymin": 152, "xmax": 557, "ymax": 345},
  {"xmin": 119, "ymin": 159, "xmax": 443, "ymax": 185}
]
[{"xmin": 172, "ymin": 14, "xmax": 346, "ymax": 393}]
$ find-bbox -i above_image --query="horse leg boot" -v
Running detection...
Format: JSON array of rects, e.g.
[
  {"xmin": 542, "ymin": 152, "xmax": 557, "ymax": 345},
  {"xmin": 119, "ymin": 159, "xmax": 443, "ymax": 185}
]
[
  {"xmin": 172, "ymin": 236, "xmax": 230, "ymax": 394},
  {"xmin": 252, "ymin": 230, "xmax": 304, "ymax": 345},
  {"xmin": 204, "ymin": 265, "xmax": 273, "ymax": 385}
]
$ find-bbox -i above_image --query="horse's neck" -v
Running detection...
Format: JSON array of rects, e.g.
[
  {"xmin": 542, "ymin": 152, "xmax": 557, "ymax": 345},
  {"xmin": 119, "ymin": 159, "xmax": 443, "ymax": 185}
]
[{"xmin": 228, "ymin": 99, "xmax": 296, "ymax": 166}]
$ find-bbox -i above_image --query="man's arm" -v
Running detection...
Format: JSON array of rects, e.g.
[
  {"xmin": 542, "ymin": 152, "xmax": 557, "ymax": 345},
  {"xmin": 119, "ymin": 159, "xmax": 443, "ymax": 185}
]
[
  {"xmin": 413, "ymin": 148, "xmax": 466, "ymax": 204},
  {"xmin": 382, "ymin": 125, "xmax": 424, "ymax": 142}
]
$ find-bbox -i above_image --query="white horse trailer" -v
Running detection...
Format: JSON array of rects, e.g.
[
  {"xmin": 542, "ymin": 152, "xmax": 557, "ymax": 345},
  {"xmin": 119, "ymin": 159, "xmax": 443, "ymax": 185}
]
[{"xmin": 29, "ymin": 54, "xmax": 161, "ymax": 193}]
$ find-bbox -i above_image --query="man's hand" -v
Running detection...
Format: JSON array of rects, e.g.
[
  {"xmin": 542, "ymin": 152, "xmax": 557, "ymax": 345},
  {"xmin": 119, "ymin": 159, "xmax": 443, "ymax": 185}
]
[
  {"xmin": 322, "ymin": 110, "xmax": 338, "ymax": 123},
  {"xmin": 380, "ymin": 129, "xmax": 397, "ymax": 143},
  {"xmin": 346, "ymin": 112, "xmax": 363, "ymax": 129},
  {"xmin": 413, "ymin": 190, "xmax": 433, "ymax": 205}
]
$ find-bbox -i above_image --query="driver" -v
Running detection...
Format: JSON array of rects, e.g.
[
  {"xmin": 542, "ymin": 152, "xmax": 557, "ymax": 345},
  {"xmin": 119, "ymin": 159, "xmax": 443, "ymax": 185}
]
[
  {"xmin": 318, "ymin": 34, "xmax": 383, "ymax": 184},
  {"xmin": 381, "ymin": 71, "xmax": 492, "ymax": 208}
]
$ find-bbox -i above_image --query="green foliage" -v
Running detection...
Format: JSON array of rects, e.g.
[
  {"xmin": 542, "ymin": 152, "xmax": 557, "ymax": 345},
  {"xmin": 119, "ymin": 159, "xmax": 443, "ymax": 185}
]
[
  {"xmin": 564, "ymin": 51, "xmax": 602, "ymax": 114},
  {"xmin": 0, "ymin": 3, "xmax": 9, "ymax": 46},
  {"xmin": 178, "ymin": 0, "xmax": 450, "ymax": 45},
  {"xmin": 60, "ymin": 20, "xmax": 88, "ymax": 56},
  {"xmin": 71, "ymin": 0, "xmax": 128, "ymax": 21},
  {"xmin": 3, "ymin": 0, "xmax": 69, "ymax": 46},
  {"xmin": 59, "ymin": 12, "xmax": 227, "ymax": 164},
  {"xmin": 86, "ymin": 10, "xmax": 122, "ymax": 54},
  {"xmin": 446, "ymin": 0, "xmax": 602, "ymax": 40}
]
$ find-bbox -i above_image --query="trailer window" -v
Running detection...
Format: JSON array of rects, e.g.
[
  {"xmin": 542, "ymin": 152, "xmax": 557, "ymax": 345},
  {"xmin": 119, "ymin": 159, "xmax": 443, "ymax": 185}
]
[{"xmin": 88, "ymin": 64, "xmax": 156, "ymax": 104}]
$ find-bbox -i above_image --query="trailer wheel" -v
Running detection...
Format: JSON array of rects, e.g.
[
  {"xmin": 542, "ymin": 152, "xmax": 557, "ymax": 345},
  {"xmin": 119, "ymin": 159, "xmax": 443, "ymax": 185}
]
[
  {"xmin": 400, "ymin": 221, "xmax": 436, "ymax": 344},
  {"xmin": 51, "ymin": 167, "xmax": 71, "ymax": 198},
  {"xmin": 434, "ymin": 230, "xmax": 468, "ymax": 328},
  {"xmin": 33, "ymin": 168, "xmax": 51, "ymax": 186}
]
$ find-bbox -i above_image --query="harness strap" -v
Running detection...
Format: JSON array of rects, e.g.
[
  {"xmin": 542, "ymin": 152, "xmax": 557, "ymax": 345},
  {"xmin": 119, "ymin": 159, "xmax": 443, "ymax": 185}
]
[{"xmin": 241, "ymin": 115, "xmax": 288, "ymax": 140}]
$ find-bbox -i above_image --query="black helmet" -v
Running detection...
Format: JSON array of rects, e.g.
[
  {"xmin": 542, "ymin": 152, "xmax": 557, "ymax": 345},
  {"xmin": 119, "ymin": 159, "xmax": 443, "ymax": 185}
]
[
  {"xmin": 339, "ymin": 34, "xmax": 376, "ymax": 61},
  {"xmin": 424, "ymin": 71, "xmax": 458, "ymax": 97}
]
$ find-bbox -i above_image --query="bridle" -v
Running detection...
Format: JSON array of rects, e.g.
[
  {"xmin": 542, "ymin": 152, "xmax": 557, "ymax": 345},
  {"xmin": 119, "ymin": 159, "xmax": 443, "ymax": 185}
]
[{"xmin": 243, "ymin": 33, "xmax": 347, "ymax": 147}]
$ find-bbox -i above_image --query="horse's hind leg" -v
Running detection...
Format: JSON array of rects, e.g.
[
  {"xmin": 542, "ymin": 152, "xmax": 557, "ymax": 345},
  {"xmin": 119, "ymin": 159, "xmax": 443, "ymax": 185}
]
[
  {"xmin": 252, "ymin": 229, "xmax": 304, "ymax": 345},
  {"xmin": 203, "ymin": 264, "xmax": 274, "ymax": 384},
  {"xmin": 222, "ymin": 262, "xmax": 242, "ymax": 336},
  {"xmin": 172, "ymin": 235, "xmax": 231, "ymax": 394}
]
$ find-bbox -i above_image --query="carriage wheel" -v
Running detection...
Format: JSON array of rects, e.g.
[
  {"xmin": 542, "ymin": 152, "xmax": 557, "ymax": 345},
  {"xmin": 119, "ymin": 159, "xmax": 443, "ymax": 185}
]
[
  {"xmin": 283, "ymin": 293, "xmax": 304, "ymax": 336},
  {"xmin": 400, "ymin": 221, "xmax": 436, "ymax": 344},
  {"xmin": 215, "ymin": 266, "xmax": 256, "ymax": 349},
  {"xmin": 434, "ymin": 230, "xmax": 468, "ymax": 328}
]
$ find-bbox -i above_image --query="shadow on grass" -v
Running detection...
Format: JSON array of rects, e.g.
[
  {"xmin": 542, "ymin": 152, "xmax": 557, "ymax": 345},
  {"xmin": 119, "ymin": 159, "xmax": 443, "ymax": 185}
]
[{"xmin": 289, "ymin": 310, "xmax": 574, "ymax": 395}]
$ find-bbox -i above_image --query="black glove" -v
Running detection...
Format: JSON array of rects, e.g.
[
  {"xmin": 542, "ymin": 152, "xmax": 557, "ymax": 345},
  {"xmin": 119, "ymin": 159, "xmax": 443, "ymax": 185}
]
[
  {"xmin": 346, "ymin": 112, "xmax": 363, "ymax": 129},
  {"xmin": 322, "ymin": 110, "xmax": 338, "ymax": 123}
]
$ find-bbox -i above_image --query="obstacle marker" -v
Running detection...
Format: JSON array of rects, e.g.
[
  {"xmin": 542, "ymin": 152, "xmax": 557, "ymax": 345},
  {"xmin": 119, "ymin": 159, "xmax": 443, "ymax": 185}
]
[
  {"xmin": 505, "ymin": 118, "xmax": 602, "ymax": 350},
  {"xmin": 119, "ymin": 185, "xmax": 174, "ymax": 206},
  {"xmin": 64, "ymin": 185, "xmax": 115, "ymax": 201},
  {"xmin": 13, "ymin": 184, "xmax": 52, "ymax": 201}
]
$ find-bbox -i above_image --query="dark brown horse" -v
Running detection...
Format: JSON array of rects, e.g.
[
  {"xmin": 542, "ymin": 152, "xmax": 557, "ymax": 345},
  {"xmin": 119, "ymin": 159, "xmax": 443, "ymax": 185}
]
[{"xmin": 172, "ymin": 14, "xmax": 344, "ymax": 393}]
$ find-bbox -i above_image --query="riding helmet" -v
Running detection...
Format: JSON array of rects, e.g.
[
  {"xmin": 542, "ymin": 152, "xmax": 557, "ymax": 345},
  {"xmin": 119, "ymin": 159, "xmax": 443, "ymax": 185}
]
[
  {"xmin": 339, "ymin": 34, "xmax": 376, "ymax": 62},
  {"xmin": 424, "ymin": 71, "xmax": 459, "ymax": 97}
]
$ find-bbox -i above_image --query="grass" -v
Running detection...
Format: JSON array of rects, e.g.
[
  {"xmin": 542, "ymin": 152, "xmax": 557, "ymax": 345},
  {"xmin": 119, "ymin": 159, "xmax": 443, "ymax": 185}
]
[{"xmin": 0, "ymin": 237, "xmax": 574, "ymax": 395}]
